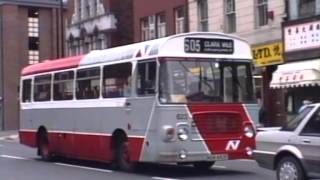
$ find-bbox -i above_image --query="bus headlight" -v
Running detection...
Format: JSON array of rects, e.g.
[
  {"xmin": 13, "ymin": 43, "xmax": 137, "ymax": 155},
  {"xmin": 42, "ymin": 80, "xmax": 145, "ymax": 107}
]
[
  {"xmin": 163, "ymin": 125, "xmax": 175, "ymax": 142},
  {"xmin": 244, "ymin": 125, "xmax": 255, "ymax": 138},
  {"xmin": 177, "ymin": 126, "xmax": 189, "ymax": 141}
]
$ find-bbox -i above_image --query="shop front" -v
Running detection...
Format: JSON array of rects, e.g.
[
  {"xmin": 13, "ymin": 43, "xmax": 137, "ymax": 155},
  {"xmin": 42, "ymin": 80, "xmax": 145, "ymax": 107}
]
[
  {"xmin": 271, "ymin": 15, "xmax": 320, "ymax": 120},
  {"xmin": 252, "ymin": 41, "xmax": 286, "ymax": 126}
]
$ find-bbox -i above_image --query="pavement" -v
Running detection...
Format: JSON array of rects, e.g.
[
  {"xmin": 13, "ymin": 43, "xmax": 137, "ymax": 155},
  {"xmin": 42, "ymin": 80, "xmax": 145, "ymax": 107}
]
[{"xmin": 0, "ymin": 130, "xmax": 19, "ymax": 141}]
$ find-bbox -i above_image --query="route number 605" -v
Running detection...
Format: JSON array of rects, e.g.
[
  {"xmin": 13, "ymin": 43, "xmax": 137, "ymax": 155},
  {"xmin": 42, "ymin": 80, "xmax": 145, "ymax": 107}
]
[{"xmin": 185, "ymin": 39, "xmax": 201, "ymax": 53}]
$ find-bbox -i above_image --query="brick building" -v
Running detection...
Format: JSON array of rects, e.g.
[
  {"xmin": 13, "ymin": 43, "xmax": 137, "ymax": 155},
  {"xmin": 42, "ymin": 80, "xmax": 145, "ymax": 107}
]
[
  {"xmin": 133, "ymin": 0, "xmax": 188, "ymax": 42},
  {"xmin": 65, "ymin": 0, "xmax": 134, "ymax": 56},
  {"xmin": 0, "ymin": 0, "xmax": 64, "ymax": 130}
]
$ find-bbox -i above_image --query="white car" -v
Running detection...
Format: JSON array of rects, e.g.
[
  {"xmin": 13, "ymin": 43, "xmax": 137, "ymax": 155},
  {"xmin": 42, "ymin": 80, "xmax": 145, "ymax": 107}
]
[{"xmin": 254, "ymin": 104, "xmax": 320, "ymax": 180}]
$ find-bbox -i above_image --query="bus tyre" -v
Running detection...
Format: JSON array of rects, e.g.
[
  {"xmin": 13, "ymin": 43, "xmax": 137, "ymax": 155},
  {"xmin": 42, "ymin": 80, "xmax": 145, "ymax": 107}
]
[
  {"xmin": 115, "ymin": 141, "xmax": 135, "ymax": 171},
  {"xmin": 276, "ymin": 156, "xmax": 306, "ymax": 180},
  {"xmin": 193, "ymin": 161, "xmax": 215, "ymax": 170},
  {"xmin": 38, "ymin": 133, "xmax": 52, "ymax": 161}
]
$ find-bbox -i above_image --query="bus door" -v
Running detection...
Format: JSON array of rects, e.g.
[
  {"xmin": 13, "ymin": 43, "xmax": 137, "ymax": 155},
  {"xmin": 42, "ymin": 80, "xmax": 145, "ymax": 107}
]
[{"xmin": 123, "ymin": 60, "xmax": 157, "ymax": 161}]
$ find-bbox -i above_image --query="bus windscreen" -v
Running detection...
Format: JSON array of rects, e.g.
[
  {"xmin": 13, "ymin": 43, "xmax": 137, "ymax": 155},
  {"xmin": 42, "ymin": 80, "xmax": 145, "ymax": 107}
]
[{"xmin": 159, "ymin": 58, "xmax": 256, "ymax": 104}]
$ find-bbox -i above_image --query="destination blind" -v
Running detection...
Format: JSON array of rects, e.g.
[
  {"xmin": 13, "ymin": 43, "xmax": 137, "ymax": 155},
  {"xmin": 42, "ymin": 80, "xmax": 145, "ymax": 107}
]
[{"xmin": 184, "ymin": 38, "xmax": 234, "ymax": 54}]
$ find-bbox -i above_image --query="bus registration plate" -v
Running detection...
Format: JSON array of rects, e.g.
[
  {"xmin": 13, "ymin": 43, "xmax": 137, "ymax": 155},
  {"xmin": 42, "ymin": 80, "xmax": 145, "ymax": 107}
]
[{"xmin": 209, "ymin": 154, "xmax": 228, "ymax": 161}]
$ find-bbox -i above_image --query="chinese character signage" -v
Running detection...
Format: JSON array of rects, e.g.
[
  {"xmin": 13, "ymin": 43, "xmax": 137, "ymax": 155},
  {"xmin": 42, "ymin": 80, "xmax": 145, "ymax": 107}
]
[
  {"xmin": 284, "ymin": 20, "xmax": 320, "ymax": 52},
  {"xmin": 252, "ymin": 42, "xmax": 283, "ymax": 67},
  {"xmin": 283, "ymin": 16, "xmax": 320, "ymax": 62}
]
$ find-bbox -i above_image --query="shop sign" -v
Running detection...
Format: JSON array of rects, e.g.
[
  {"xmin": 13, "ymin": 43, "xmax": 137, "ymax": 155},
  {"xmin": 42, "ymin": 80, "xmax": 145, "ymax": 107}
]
[
  {"xmin": 252, "ymin": 42, "xmax": 283, "ymax": 67},
  {"xmin": 284, "ymin": 20, "xmax": 320, "ymax": 52}
]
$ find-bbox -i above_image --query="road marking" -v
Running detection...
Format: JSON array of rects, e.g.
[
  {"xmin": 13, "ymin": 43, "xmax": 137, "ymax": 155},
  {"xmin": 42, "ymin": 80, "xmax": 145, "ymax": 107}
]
[
  {"xmin": 54, "ymin": 163, "xmax": 113, "ymax": 173},
  {"xmin": 0, "ymin": 135, "xmax": 19, "ymax": 141},
  {"xmin": 152, "ymin": 177, "xmax": 180, "ymax": 180},
  {"xmin": 213, "ymin": 165, "xmax": 227, "ymax": 169},
  {"xmin": 0, "ymin": 155, "xmax": 29, "ymax": 160},
  {"xmin": 238, "ymin": 159, "xmax": 256, "ymax": 162}
]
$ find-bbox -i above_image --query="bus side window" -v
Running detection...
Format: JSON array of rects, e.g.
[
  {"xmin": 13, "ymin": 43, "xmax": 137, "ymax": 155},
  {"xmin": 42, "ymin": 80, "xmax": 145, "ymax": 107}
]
[
  {"xmin": 76, "ymin": 67, "xmax": 100, "ymax": 100},
  {"xmin": 34, "ymin": 74, "xmax": 52, "ymax": 102},
  {"xmin": 54, "ymin": 71, "xmax": 74, "ymax": 101},
  {"xmin": 137, "ymin": 61, "xmax": 156, "ymax": 96},
  {"xmin": 22, "ymin": 79, "xmax": 32, "ymax": 102},
  {"xmin": 103, "ymin": 62, "xmax": 132, "ymax": 98}
]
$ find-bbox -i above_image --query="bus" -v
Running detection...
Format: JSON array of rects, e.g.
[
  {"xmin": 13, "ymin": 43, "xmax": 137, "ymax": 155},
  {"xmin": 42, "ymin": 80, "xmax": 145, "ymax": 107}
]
[{"xmin": 19, "ymin": 32, "xmax": 258, "ymax": 171}]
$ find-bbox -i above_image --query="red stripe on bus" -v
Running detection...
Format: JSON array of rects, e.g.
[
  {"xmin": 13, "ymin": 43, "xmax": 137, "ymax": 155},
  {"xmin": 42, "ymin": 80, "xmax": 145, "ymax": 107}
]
[
  {"xmin": 19, "ymin": 130, "xmax": 37, "ymax": 147},
  {"xmin": 22, "ymin": 55, "xmax": 84, "ymax": 76},
  {"xmin": 19, "ymin": 130, "xmax": 144, "ymax": 162}
]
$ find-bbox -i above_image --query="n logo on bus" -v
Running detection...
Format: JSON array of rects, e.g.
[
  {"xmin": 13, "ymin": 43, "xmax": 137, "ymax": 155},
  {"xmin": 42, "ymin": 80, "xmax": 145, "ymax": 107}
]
[{"xmin": 225, "ymin": 140, "xmax": 240, "ymax": 151}]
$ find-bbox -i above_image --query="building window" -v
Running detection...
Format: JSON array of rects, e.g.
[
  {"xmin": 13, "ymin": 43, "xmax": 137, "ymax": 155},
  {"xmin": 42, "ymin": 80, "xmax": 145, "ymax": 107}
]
[
  {"xmin": 28, "ymin": 9, "xmax": 39, "ymax": 64},
  {"xmin": 299, "ymin": 0, "xmax": 316, "ymax": 18},
  {"xmin": 76, "ymin": 0, "xmax": 81, "ymax": 21},
  {"xmin": 85, "ymin": 1, "xmax": 91, "ymax": 19},
  {"xmin": 225, "ymin": 0, "xmax": 236, "ymax": 33},
  {"xmin": 141, "ymin": 18, "xmax": 149, "ymax": 41},
  {"xmin": 28, "ymin": 50, "xmax": 39, "ymax": 64},
  {"xmin": 156, "ymin": 13, "xmax": 166, "ymax": 38},
  {"xmin": 175, "ymin": 6, "xmax": 186, "ymax": 34},
  {"xmin": 198, "ymin": 0, "xmax": 208, "ymax": 31},
  {"xmin": 28, "ymin": 17, "xmax": 39, "ymax": 37},
  {"xmin": 141, "ymin": 16, "xmax": 156, "ymax": 41},
  {"xmin": 93, "ymin": 0, "xmax": 98, "ymax": 17},
  {"xmin": 256, "ymin": 0, "xmax": 268, "ymax": 27}
]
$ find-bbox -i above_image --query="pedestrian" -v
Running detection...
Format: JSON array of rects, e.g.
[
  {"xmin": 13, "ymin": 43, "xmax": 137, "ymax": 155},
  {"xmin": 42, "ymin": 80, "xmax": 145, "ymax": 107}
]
[{"xmin": 259, "ymin": 106, "xmax": 267, "ymax": 127}]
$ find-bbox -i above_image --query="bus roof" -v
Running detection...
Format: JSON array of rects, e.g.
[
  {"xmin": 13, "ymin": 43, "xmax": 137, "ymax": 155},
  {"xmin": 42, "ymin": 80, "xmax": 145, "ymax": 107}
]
[
  {"xmin": 22, "ymin": 55, "xmax": 84, "ymax": 76},
  {"xmin": 22, "ymin": 32, "xmax": 251, "ymax": 76}
]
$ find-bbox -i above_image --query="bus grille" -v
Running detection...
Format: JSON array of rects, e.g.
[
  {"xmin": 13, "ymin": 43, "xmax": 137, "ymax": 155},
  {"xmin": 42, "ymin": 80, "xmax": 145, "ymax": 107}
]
[{"xmin": 193, "ymin": 112, "xmax": 242, "ymax": 134}]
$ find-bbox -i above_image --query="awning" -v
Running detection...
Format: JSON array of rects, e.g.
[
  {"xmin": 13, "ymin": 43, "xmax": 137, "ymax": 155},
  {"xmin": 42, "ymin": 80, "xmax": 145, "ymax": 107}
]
[{"xmin": 270, "ymin": 59, "xmax": 320, "ymax": 88}]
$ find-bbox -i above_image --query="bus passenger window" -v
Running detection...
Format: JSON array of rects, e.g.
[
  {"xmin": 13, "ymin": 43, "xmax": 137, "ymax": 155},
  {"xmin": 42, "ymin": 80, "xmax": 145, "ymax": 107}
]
[
  {"xmin": 54, "ymin": 71, "xmax": 74, "ymax": 101},
  {"xmin": 76, "ymin": 67, "xmax": 100, "ymax": 100},
  {"xmin": 34, "ymin": 75, "xmax": 52, "ymax": 102},
  {"xmin": 103, "ymin": 63, "xmax": 132, "ymax": 98},
  {"xmin": 22, "ymin": 79, "xmax": 32, "ymax": 102},
  {"xmin": 137, "ymin": 61, "xmax": 156, "ymax": 96}
]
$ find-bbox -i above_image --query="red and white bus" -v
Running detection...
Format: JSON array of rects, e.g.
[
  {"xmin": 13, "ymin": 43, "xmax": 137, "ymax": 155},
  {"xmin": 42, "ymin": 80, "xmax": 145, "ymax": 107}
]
[{"xmin": 19, "ymin": 32, "xmax": 258, "ymax": 171}]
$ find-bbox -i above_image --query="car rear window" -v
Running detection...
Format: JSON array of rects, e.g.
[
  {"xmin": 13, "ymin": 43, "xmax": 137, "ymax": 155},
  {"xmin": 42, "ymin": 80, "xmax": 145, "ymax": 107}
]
[{"xmin": 281, "ymin": 106, "xmax": 313, "ymax": 131}]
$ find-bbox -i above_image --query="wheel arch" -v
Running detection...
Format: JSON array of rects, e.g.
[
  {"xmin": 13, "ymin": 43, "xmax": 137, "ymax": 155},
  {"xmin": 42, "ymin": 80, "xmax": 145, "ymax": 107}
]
[
  {"xmin": 274, "ymin": 146, "xmax": 305, "ymax": 171},
  {"xmin": 36, "ymin": 126, "xmax": 48, "ymax": 146},
  {"xmin": 110, "ymin": 129, "xmax": 128, "ymax": 150}
]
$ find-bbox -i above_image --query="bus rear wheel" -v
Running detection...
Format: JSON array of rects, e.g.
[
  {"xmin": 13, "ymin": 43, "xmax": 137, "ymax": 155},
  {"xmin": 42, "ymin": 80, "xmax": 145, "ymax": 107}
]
[
  {"xmin": 115, "ymin": 141, "xmax": 135, "ymax": 171},
  {"xmin": 193, "ymin": 161, "xmax": 215, "ymax": 170},
  {"xmin": 38, "ymin": 132, "xmax": 52, "ymax": 161}
]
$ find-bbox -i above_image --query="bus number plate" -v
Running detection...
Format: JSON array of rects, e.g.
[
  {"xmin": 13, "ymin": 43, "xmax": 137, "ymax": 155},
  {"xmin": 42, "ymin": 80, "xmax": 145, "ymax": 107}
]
[{"xmin": 209, "ymin": 154, "xmax": 229, "ymax": 161}]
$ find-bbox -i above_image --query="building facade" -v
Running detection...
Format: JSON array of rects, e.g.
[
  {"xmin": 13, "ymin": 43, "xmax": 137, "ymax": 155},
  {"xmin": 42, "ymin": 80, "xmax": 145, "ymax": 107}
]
[
  {"xmin": 0, "ymin": 0, "xmax": 64, "ymax": 130},
  {"xmin": 65, "ymin": 0, "xmax": 133, "ymax": 56},
  {"xmin": 270, "ymin": 0, "xmax": 320, "ymax": 117},
  {"xmin": 188, "ymin": 0, "xmax": 287, "ymax": 126},
  {"xmin": 133, "ymin": 0, "xmax": 188, "ymax": 42}
]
